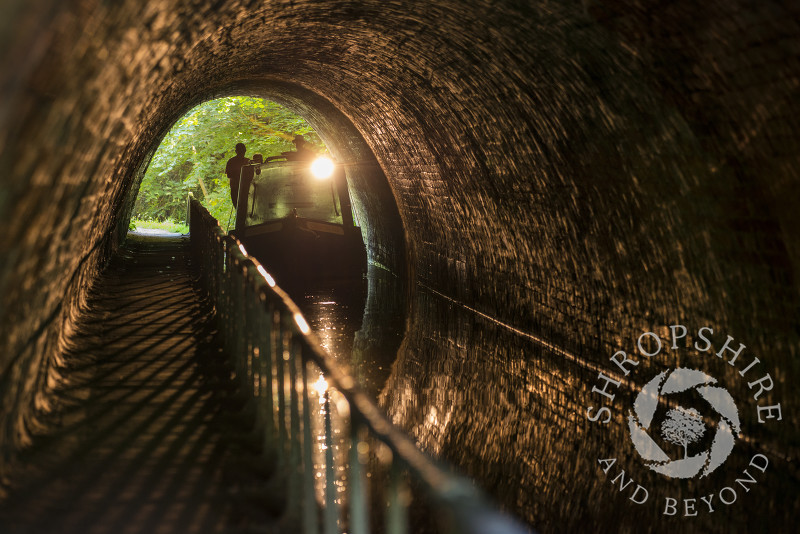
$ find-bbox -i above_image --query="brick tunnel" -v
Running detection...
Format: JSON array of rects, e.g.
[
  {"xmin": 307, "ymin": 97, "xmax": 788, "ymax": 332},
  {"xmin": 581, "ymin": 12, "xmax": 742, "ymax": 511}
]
[{"xmin": 1, "ymin": 1, "xmax": 799, "ymax": 532}]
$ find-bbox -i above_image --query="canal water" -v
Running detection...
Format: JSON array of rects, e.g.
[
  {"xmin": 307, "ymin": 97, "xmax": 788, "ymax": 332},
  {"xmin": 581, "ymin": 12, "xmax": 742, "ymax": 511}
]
[
  {"xmin": 376, "ymin": 282, "xmax": 800, "ymax": 533},
  {"xmin": 290, "ymin": 264, "xmax": 407, "ymax": 399},
  {"xmin": 283, "ymin": 264, "xmax": 408, "ymax": 520}
]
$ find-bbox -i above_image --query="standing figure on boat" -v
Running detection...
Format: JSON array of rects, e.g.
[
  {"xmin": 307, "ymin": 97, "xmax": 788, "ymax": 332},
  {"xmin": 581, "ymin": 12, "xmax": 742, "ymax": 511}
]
[
  {"xmin": 225, "ymin": 142, "xmax": 254, "ymax": 208},
  {"xmin": 266, "ymin": 134, "xmax": 317, "ymax": 162},
  {"xmin": 226, "ymin": 143, "xmax": 258, "ymax": 231}
]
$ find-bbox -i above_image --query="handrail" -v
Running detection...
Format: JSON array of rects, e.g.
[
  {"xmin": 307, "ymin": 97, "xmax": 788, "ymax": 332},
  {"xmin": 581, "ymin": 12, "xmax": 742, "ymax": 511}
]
[{"xmin": 187, "ymin": 194, "xmax": 530, "ymax": 534}]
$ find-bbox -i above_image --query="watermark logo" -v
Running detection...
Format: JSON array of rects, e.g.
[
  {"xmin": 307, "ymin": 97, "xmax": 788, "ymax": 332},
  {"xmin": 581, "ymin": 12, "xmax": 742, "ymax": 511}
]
[
  {"xmin": 628, "ymin": 368, "xmax": 740, "ymax": 479},
  {"xmin": 586, "ymin": 326, "xmax": 783, "ymax": 517}
]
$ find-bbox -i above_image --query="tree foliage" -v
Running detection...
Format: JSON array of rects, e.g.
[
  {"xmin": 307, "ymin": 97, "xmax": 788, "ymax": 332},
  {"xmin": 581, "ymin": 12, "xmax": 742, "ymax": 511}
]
[{"xmin": 134, "ymin": 96, "xmax": 326, "ymax": 227}]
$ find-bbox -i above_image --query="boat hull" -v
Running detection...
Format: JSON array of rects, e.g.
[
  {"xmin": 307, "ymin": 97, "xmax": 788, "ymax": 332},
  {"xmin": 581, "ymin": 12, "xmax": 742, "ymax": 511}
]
[{"xmin": 237, "ymin": 215, "xmax": 367, "ymax": 286}]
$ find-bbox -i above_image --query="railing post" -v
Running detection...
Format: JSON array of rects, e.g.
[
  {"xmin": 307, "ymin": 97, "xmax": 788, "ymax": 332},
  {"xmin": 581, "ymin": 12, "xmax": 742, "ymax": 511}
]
[
  {"xmin": 245, "ymin": 275, "xmax": 256, "ymax": 401},
  {"xmin": 276, "ymin": 324, "xmax": 287, "ymax": 462},
  {"xmin": 301, "ymin": 355, "xmax": 318, "ymax": 534},
  {"xmin": 323, "ymin": 389, "xmax": 338, "ymax": 534},
  {"xmin": 387, "ymin": 460, "xmax": 409, "ymax": 534},
  {"xmin": 288, "ymin": 336, "xmax": 302, "ymax": 519},
  {"xmin": 349, "ymin": 419, "xmax": 369, "ymax": 534},
  {"xmin": 260, "ymin": 295, "xmax": 275, "ymax": 454},
  {"xmin": 230, "ymin": 257, "xmax": 241, "ymax": 380}
]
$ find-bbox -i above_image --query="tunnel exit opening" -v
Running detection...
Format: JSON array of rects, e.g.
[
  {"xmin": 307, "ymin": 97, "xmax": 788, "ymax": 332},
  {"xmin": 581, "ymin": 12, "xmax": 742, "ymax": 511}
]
[
  {"xmin": 122, "ymin": 84, "xmax": 408, "ymax": 284},
  {"xmin": 129, "ymin": 96, "xmax": 331, "ymax": 235},
  {"xmin": 119, "ymin": 83, "xmax": 410, "ymax": 401}
]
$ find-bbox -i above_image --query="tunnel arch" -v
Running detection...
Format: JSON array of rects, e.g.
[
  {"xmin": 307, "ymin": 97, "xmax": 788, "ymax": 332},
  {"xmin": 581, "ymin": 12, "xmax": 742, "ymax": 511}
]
[
  {"xmin": 121, "ymin": 80, "xmax": 408, "ymax": 279},
  {"xmin": 2, "ymin": 1, "xmax": 800, "ymax": 530}
]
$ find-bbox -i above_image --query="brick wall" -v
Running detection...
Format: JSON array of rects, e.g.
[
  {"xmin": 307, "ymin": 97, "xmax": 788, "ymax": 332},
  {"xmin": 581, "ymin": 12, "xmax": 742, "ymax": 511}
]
[{"xmin": 1, "ymin": 1, "xmax": 798, "ymax": 529}]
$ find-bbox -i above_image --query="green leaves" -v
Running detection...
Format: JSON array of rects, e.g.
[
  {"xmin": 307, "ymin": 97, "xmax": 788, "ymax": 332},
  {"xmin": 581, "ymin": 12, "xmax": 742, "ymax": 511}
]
[{"xmin": 133, "ymin": 96, "xmax": 326, "ymax": 228}]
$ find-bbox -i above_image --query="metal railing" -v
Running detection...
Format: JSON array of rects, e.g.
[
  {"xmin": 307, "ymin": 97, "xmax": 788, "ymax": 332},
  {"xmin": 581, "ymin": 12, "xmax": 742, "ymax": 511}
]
[{"xmin": 187, "ymin": 195, "xmax": 530, "ymax": 534}]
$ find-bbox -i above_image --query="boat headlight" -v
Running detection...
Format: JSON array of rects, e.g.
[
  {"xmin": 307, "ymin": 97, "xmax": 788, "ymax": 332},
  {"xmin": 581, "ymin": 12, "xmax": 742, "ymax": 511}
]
[{"xmin": 310, "ymin": 156, "xmax": 335, "ymax": 180}]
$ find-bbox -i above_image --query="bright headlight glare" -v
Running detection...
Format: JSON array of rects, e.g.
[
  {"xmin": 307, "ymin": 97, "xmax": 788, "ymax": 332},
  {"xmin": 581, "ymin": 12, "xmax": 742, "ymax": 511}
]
[{"xmin": 311, "ymin": 157, "xmax": 335, "ymax": 180}]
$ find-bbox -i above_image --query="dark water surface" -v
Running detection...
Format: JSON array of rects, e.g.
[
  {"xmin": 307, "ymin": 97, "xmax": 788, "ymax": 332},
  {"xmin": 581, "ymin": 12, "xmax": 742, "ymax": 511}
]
[
  {"xmin": 291, "ymin": 265, "xmax": 407, "ymax": 400},
  {"xmin": 281, "ymin": 265, "xmax": 408, "ymax": 515},
  {"xmin": 378, "ymin": 285, "xmax": 800, "ymax": 533},
  {"xmin": 272, "ymin": 255, "xmax": 800, "ymax": 533}
]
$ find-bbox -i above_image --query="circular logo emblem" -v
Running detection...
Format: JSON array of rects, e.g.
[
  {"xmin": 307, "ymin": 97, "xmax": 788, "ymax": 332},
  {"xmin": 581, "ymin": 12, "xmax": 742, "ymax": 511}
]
[{"xmin": 627, "ymin": 368, "xmax": 741, "ymax": 479}]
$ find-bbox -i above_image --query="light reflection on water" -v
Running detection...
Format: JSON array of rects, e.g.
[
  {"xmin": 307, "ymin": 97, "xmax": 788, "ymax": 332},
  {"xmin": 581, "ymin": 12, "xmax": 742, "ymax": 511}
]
[
  {"xmin": 289, "ymin": 265, "xmax": 407, "ymax": 522},
  {"xmin": 273, "ymin": 262, "xmax": 800, "ymax": 532},
  {"xmin": 296, "ymin": 266, "xmax": 406, "ymax": 398}
]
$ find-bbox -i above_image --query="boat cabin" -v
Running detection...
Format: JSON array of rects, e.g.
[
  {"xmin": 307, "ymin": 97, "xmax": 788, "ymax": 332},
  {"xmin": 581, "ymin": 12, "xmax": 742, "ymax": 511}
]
[{"xmin": 232, "ymin": 158, "xmax": 367, "ymax": 284}]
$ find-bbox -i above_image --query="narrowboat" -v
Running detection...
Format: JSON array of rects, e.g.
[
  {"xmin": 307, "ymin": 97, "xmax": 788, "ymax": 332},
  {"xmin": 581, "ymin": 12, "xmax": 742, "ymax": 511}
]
[{"xmin": 231, "ymin": 157, "xmax": 367, "ymax": 285}]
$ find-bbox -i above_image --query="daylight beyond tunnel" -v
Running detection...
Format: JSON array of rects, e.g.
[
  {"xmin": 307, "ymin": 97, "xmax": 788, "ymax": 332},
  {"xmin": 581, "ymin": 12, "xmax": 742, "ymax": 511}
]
[
  {"xmin": 2, "ymin": 1, "xmax": 799, "ymax": 532},
  {"xmin": 124, "ymin": 90, "xmax": 406, "ymax": 281}
]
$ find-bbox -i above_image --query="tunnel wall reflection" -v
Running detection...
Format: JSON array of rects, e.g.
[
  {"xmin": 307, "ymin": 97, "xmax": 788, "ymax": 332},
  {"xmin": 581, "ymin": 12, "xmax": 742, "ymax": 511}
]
[{"xmin": 1, "ymin": 0, "xmax": 798, "ymax": 529}]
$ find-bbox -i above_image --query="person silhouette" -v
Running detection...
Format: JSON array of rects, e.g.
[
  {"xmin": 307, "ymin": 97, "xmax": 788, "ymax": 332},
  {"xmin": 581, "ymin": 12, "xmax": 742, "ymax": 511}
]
[
  {"xmin": 286, "ymin": 135, "xmax": 317, "ymax": 161},
  {"xmin": 225, "ymin": 143, "xmax": 253, "ymax": 208},
  {"xmin": 226, "ymin": 143, "xmax": 258, "ymax": 232},
  {"xmin": 251, "ymin": 153, "xmax": 264, "ymax": 174},
  {"xmin": 266, "ymin": 135, "xmax": 317, "ymax": 162}
]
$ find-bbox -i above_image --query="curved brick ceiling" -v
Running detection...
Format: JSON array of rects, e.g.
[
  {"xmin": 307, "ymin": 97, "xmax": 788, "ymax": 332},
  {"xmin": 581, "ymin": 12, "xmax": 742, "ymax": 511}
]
[{"xmin": 2, "ymin": 0, "xmax": 799, "ymax": 529}]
